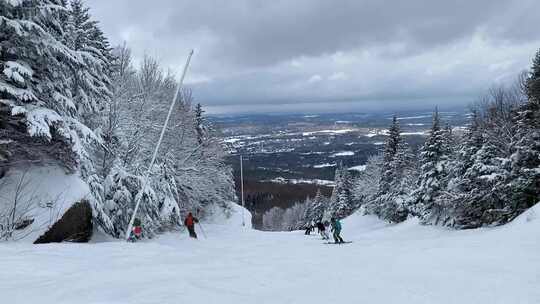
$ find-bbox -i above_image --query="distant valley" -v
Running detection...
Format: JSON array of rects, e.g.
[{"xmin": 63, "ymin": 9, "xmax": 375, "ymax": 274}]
[{"xmin": 210, "ymin": 110, "xmax": 468, "ymax": 227}]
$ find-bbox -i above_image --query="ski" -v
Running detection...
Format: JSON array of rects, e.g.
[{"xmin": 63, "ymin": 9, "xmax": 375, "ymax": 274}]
[{"xmin": 324, "ymin": 241, "xmax": 353, "ymax": 245}]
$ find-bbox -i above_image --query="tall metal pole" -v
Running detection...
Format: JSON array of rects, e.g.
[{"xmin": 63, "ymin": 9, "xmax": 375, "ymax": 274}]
[
  {"xmin": 125, "ymin": 50, "xmax": 194, "ymax": 241},
  {"xmin": 240, "ymin": 154, "xmax": 245, "ymax": 226}
]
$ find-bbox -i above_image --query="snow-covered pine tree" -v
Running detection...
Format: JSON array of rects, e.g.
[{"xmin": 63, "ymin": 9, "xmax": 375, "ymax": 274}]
[
  {"xmin": 526, "ymin": 49, "xmax": 540, "ymax": 104},
  {"xmin": 370, "ymin": 116, "xmax": 414, "ymax": 223},
  {"xmin": 65, "ymin": 0, "xmax": 112, "ymax": 114},
  {"xmin": 507, "ymin": 51, "xmax": 540, "ymax": 220},
  {"xmin": 509, "ymin": 104, "xmax": 540, "ymax": 218},
  {"xmin": 452, "ymin": 109, "xmax": 483, "ymax": 180},
  {"xmin": 409, "ymin": 108, "xmax": 453, "ymax": 224},
  {"xmin": 353, "ymin": 154, "xmax": 382, "ymax": 210},
  {"xmin": 441, "ymin": 109, "xmax": 487, "ymax": 227},
  {"xmin": 327, "ymin": 163, "xmax": 355, "ymax": 219},
  {"xmin": 1, "ymin": 0, "xmax": 88, "ymax": 162},
  {"xmin": 0, "ymin": 0, "xmax": 119, "ymax": 234},
  {"xmin": 303, "ymin": 188, "xmax": 327, "ymax": 222},
  {"xmin": 379, "ymin": 115, "xmax": 401, "ymax": 193},
  {"xmin": 443, "ymin": 80, "xmax": 525, "ymax": 228},
  {"xmin": 63, "ymin": 0, "xmax": 116, "ymax": 233},
  {"xmin": 450, "ymin": 140, "xmax": 511, "ymax": 228}
]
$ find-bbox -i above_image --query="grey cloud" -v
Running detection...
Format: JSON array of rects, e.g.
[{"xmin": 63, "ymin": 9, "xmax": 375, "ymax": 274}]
[
  {"xmin": 145, "ymin": 0, "xmax": 538, "ymax": 66},
  {"xmin": 89, "ymin": 0, "xmax": 540, "ymax": 112}
]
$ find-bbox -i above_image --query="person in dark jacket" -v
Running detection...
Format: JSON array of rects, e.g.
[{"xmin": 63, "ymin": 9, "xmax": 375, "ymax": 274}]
[
  {"xmin": 304, "ymin": 222, "xmax": 312, "ymax": 235},
  {"xmin": 184, "ymin": 212, "xmax": 199, "ymax": 238},
  {"xmin": 317, "ymin": 221, "xmax": 329, "ymax": 240}
]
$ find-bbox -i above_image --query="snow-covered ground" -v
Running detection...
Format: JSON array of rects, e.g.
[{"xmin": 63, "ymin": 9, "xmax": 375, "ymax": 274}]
[{"xmin": 1, "ymin": 203, "xmax": 539, "ymax": 304}]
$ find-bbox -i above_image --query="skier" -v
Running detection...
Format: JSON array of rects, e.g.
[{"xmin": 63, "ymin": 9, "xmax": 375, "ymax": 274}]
[
  {"xmin": 184, "ymin": 212, "xmax": 199, "ymax": 239},
  {"xmin": 330, "ymin": 217, "xmax": 345, "ymax": 244},
  {"xmin": 129, "ymin": 218, "xmax": 142, "ymax": 242},
  {"xmin": 304, "ymin": 222, "xmax": 311, "ymax": 235},
  {"xmin": 317, "ymin": 221, "xmax": 329, "ymax": 240}
]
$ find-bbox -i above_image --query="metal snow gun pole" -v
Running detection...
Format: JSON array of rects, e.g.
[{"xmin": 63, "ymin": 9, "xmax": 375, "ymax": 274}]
[{"xmin": 125, "ymin": 50, "xmax": 194, "ymax": 241}]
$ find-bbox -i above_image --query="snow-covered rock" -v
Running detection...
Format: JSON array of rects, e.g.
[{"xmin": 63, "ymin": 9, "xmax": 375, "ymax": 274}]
[{"xmin": 0, "ymin": 165, "xmax": 90, "ymax": 242}]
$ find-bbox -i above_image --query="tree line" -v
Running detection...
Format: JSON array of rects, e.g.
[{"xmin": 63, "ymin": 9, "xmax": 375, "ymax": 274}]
[{"xmin": 264, "ymin": 50, "xmax": 540, "ymax": 231}]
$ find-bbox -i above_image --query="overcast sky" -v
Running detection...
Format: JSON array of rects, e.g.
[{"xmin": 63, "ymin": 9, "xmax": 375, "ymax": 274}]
[{"xmin": 90, "ymin": 0, "xmax": 540, "ymax": 114}]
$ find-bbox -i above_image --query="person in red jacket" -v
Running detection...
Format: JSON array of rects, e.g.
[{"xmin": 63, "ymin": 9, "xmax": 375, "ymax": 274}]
[
  {"xmin": 127, "ymin": 218, "xmax": 143, "ymax": 242},
  {"xmin": 184, "ymin": 212, "xmax": 199, "ymax": 238}
]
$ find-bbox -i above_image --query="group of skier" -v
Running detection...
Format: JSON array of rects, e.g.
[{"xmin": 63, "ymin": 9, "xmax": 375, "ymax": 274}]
[
  {"xmin": 129, "ymin": 212, "xmax": 201, "ymax": 241},
  {"xmin": 305, "ymin": 217, "xmax": 346, "ymax": 244},
  {"xmin": 131, "ymin": 211, "xmax": 345, "ymax": 244}
]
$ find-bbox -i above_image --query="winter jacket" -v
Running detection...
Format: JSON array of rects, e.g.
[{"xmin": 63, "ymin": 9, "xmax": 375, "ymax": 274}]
[
  {"xmin": 331, "ymin": 220, "xmax": 342, "ymax": 232},
  {"xmin": 184, "ymin": 213, "xmax": 199, "ymax": 227},
  {"xmin": 133, "ymin": 226, "xmax": 142, "ymax": 236}
]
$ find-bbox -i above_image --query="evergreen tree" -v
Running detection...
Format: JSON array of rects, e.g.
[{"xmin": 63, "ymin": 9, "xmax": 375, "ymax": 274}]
[
  {"xmin": 353, "ymin": 154, "xmax": 383, "ymax": 209},
  {"xmin": 453, "ymin": 110, "xmax": 483, "ymax": 179},
  {"xmin": 1, "ymin": 0, "xmax": 86, "ymax": 140},
  {"xmin": 328, "ymin": 163, "xmax": 355, "ymax": 219},
  {"xmin": 304, "ymin": 188, "xmax": 328, "ymax": 222},
  {"xmin": 526, "ymin": 49, "xmax": 540, "ymax": 103},
  {"xmin": 452, "ymin": 141, "xmax": 510, "ymax": 227},
  {"xmin": 509, "ymin": 55, "xmax": 540, "ymax": 218},
  {"xmin": 66, "ymin": 0, "xmax": 112, "ymax": 113},
  {"xmin": 410, "ymin": 108, "xmax": 453, "ymax": 224},
  {"xmin": 367, "ymin": 116, "xmax": 415, "ymax": 223},
  {"xmin": 379, "ymin": 115, "xmax": 401, "ymax": 193}
]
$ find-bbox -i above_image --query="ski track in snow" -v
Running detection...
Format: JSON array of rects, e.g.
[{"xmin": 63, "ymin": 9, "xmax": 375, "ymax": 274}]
[{"xmin": 1, "ymin": 206, "xmax": 539, "ymax": 304}]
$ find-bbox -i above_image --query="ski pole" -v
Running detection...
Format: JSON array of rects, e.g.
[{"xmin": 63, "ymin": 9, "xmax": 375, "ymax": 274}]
[{"xmin": 197, "ymin": 222, "xmax": 207, "ymax": 239}]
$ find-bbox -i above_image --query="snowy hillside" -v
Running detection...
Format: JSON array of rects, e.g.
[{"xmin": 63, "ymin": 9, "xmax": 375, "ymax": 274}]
[{"xmin": 1, "ymin": 204, "xmax": 538, "ymax": 304}]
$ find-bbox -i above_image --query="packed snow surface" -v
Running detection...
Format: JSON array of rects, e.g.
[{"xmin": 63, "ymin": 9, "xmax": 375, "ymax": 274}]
[{"xmin": 1, "ymin": 203, "xmax": 538, "ymax": 304}]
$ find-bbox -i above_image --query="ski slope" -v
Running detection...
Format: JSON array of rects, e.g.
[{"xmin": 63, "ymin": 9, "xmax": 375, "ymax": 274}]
[{"xmin": 1, "ymin": 203, "xmax": 539, "ymax": 304}]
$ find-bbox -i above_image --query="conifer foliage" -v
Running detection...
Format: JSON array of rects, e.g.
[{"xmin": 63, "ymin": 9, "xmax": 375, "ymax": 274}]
[
  {"xmin": 409, "ymin": 108, "xmax": 454, "ymax": 224},
  {"xmin": 326, "ymin": 162, "xmax": 356, "ymax": 219},
  {"xmin": 356, "ymin": 56, "xmax": 539, "ymax": 228}
]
